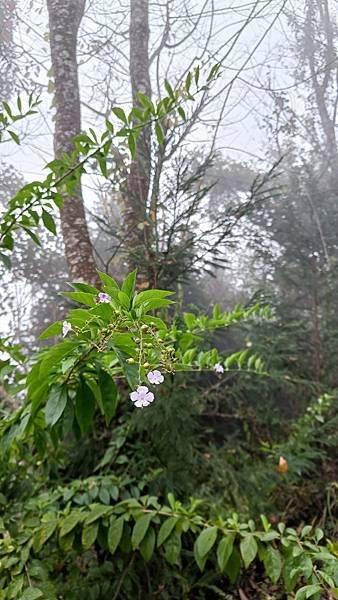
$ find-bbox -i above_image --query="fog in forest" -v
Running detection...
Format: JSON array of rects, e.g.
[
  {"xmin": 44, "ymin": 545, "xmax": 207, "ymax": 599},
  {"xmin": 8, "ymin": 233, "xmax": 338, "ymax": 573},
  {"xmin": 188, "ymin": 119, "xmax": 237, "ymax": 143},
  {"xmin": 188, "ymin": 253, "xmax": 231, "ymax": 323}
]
[{"xmin": 1, "ymin": 2, "xmax": 338, "ymax": 598}]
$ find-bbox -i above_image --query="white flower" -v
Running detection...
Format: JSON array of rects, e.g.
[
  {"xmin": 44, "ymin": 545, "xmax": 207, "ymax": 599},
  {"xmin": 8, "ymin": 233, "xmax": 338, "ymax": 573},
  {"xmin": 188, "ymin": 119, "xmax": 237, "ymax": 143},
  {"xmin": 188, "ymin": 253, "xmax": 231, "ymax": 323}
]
[
  {"xmin": 213, "ymin": 363, "xmax": 224, "ymax": 374},
  {"xmin": 130, "ymin": 385, "xmax": 155, "ymax": 408},
  {"xmin": 62, "ymin": 321, "xmax": 72, "ymax": 337},
  {"xmin": 98, "ymin": 292, "xmax": 111, "ymax": 303},
  {"xmin": 147, "ymin": 370, "xmax": 164, "ymax": 385}
]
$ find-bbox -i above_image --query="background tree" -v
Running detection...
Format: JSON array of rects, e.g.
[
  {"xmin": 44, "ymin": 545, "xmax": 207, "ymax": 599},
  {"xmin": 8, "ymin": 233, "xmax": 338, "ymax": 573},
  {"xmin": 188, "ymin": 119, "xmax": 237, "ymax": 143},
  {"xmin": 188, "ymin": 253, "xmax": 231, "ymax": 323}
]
[{"xmin": 47, "ymin": 0, "xmax": 99, "ymax": 285}]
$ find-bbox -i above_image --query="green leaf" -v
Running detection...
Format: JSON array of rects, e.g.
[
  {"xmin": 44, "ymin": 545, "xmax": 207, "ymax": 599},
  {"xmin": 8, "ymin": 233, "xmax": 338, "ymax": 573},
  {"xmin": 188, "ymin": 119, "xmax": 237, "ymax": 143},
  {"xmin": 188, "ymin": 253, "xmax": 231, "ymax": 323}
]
[
  {"xmin": 194, "ymin": 65, "xmax": 200, "ymax": 86},
  {"xmin": 98, "ymin": 270, "xmax": 119, "ymax": 291},
  {"xmin": 129, "ymin": 106, "xmax": 144, "ymax": 122},
  {"xmin": 133, "ymin": 289, "xmax": 174, "ymax": 308},
  {"xmin": 217, "ymin": 534, "xmax": 234, "ymax": 572},
  {"xmin": 164, "ymin": 79, "xmax": 175, "ymax": 99},
  {"xmin": 84, "ymin": 504, "xmax": 111, "ymax": 525},
  {"xmin": 122, "ymin": 362, "xmax": 139, "ymax": 389},
  {"xmin": 240, "ymin": 533, "xmax": 258, "ymax": 568},
  {"xmin": 59, "ymin": 530, "xmax": 75, "ymax": 552},
  {"xmin": 141, "ymin": 298, "xmax": 174, "ymax": 313},
  {"xmin": 164, "ymin": 530, "xmax": 181, "ymax": 565},
  {"xmin": 177, "ymin": 106, "xmax": 186, "ymax": 121},
  {"xmin": 207, "ymin": 62, "xmax": 221, "ymax": 82},
  {"xmin": 23, "ymin": 227, "xmax": 41, "ymax": 246},
  {"xmin": 41, "ymin": 210, "xmax": 57, "ymax": 234},
  {"xmin": 157, "ymin": 517, "xmax": 179, "ymax": 547},
  {"xmin": 225, "ymin": 351, "xmax": 241, "ymax": 369},
  {"xmin": 98, "ymin": 370, "xmax": 118, "ymax": 424},
  {"xmin": 140, "ymin": 526, "xmax": 156, "ymax": 561},
  {"xmin": 112, "ymin": 107, "xmax": 128, "ymax": 124},
  {"xmin": 132, "ymin": 513, "xmax": 153, "ymax": 548},
  {"xmin": 225, "ymin": 547, "xmax": 241, "ymax": 583},
  {"xmin": 183, "ymin": 312, "xmax": 196, "ymax": 329},
  {"xmin": 3, "ymin": 101, "xmax": 12, "ymax": 116},
  {"xmin": 21, "ymin": 589, "xmax": 43, "ymax": 600},
  {"xmin": 2, "ymin": 233, "xmax": 13, "ymax": 250},
  {"xmin": 37, "ymin": 341, "xmax": 77, "ymax": 380},
  {"xmin": 68, "ymin": 308, "xmax": 91, "ymax": 327},
  {"xmin": 82, "ymin": 521, "xmax": 99, "ymax": 549},
  {"xmin": 62, "ymin": 291, "xmax": 96, "ymax": 307},
  {"xmin": 316, "ymin": 570, "xmax": 334, "ymax": 588},
  {"xmin": 71, "ymin": 282, "xmax": 99, "ymax": 294},
  {"xmin": 33, "ymin": 521, "xmax": 57, "ymax": 552},
  {"xmin": 136, "ymin": 92, "xmax": 153, "ymax": 111},
  {"xmin": 121, "ymin": 270, "xmax": 137, "ymax": 298},
  {"xmin": 0, "ymin": 252, "xmax": 11, "ymax": 269},
  {"xmin": 99, "ymin": 487, "xmax": 110, "ymax": 505},
  {"xmin": 45, "ymin": 386, "xmax": 68, "ymax": 427},
  {"xmin": 194, "ymin": 538, "xmax": 208, "ymax": 572},
  {"xmin": 59, "ymin": 512, "xmax": 83, "ymax": 537},
  {"xmin": 295, "ymin": 584, "xmax": 322, "ymax": 600},
  {"xmin": 141, "ymin": 315, "xmax": 167, "ymax": 330},
  {"xmin": 38, "ymin": 321, "xmax": 62, "ymax": 340},
  {"xmin": 259, "ymin": 531, "xmax": 280, "ymax": 542},
  {"xmin": 155, "ymin": 122, "xmax": 165, "ymax": 145},
  {"xmin": 128, "ymin": 132, "xmax": 136, "ymax": 158},
  {"xmin": 75, "ymin": 380, "xmax": 96, "ymax": 435},
  {"xmin": 117, "ymin": 292, "xmax": 130, "ymax": 310},
  {"xmin": 196, "ymin": 526, "xmax": 218, "ymax": 558},
  {"xmin": 108, "ymin": 516, "xmax": 124, "ymax": 555},
  {"xmin": 98, "ymin": 154, "xmax": 108, "ymax": 177},
  {"xmin": 185, "ymin": 71, "xmax": 192, "ymax": 93},
  {"xmin": 90, "ymin": 302, "xmax": 114, "ymax": 322},
  {"xmin": 264, "ymin": 546, "xmax": 282, "ymax": 583},
  {"xmin": 8, "ymin": 129, "xmax": 20, "ymax": 144}
]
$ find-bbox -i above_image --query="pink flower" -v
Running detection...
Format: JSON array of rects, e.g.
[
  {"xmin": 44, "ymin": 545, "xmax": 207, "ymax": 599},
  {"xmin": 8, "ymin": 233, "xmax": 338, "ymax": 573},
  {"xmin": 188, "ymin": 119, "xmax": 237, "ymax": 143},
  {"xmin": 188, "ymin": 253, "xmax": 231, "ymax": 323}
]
[
  {"xmin": 214, "ymin": 363, "xmax": 224, "ymax": 374},
  {"xmin": 147, "ymin": 370, "xmax": 164, "ymax": 385},
  {"xmin": 130, "ymin": 385, "xmax": 155, "ymax": 408},
  {"xmin": 98, "ymin": 292, "xmax": 111, "ymax": 303},
  {"xmin": 62, "ymin": 321, "xmax": 72, "ymax": 337}
]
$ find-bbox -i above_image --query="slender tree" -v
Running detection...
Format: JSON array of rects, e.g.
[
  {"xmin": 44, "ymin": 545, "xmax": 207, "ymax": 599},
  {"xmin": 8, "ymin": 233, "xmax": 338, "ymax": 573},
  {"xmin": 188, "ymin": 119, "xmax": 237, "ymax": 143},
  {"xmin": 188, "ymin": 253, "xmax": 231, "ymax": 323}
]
[
  {"xmin": 0, "ymin": 0, "xmax": 16, "ymax": 101},
  {"xmin": 124, "ymin": 0, "xmax": 152, "ymax": 283},
  {"xmin": 47, "ymin": 0, "xmax": 99, "ymax": 285}
]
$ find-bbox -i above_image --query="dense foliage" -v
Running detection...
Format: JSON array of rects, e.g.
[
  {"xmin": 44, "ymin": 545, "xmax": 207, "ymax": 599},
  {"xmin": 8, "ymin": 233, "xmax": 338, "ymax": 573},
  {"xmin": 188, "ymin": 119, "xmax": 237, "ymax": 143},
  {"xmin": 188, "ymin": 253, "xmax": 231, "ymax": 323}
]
[{"xmin": 1, "ymin": 45, "xmax": 338, "ymax": 600}]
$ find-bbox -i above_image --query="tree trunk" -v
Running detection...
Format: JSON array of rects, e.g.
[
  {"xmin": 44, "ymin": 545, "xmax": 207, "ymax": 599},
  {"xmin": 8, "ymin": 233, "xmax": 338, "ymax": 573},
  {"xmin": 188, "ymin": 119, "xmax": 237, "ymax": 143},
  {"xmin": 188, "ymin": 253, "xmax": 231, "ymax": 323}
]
[
  {"xmin": 0, "ymin": 0, "xmax": 16, "ymax": 101},
  {"xmin": 47, "ymin": 0, "xmax": 99, "ymax": 285},
  {"xmin": 0, "ymin": 0, "xmax": 15, "ymax": 44},
  {"xmin": 304, "ymin": 0, "xmax": 338, "ymax": 164},
  {"xmin": 124, "ymin": 0, "xmax": 152, "ymax": 285}
]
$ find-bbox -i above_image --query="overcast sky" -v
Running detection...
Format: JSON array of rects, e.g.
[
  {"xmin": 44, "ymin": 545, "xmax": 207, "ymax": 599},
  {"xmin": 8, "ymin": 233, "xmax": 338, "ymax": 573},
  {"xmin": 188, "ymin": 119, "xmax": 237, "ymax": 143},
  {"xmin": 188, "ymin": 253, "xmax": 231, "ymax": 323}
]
[{"xmin": 0, "ymin": 0, "xmax": 294, "ymax": 186}]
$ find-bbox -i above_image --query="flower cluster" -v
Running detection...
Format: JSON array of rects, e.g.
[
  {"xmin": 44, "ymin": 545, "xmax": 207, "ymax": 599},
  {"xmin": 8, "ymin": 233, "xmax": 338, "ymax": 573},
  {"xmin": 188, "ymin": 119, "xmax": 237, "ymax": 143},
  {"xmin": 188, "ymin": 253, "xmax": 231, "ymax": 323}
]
[{"xmin": 130, "ymin": 370, "xmax": 165, "ymax": 409}]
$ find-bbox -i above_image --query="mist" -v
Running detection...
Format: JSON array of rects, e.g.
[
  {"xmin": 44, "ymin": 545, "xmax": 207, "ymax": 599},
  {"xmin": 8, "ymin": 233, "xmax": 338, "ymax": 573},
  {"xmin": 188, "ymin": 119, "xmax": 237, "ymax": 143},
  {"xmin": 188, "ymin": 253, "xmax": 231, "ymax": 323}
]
[{"xmin": 1, "ymin": 1, "xmax": 338, "ymax": 598}]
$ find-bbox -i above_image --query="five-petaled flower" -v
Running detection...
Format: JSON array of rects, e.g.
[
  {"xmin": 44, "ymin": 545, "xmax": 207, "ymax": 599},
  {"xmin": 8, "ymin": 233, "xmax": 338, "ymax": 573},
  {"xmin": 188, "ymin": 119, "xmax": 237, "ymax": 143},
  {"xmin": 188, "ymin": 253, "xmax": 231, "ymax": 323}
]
[
  {"xmin": 62, "ymin": 321, "xmax": 72, "ymax": 337},
  {"xmin": 98, "ymin": 292, "xmax": 111, "ymax": 303},
  {"xmin": 147, "ymin": 370, "xmax": 164, "ymax": 385},
  {"xmin": 130, "ymin": 385, "xmax": 155, "ymax": 408},
  {"xmin": 214, "ymin": 363, "xmax": 224, "ymax": 374}
]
